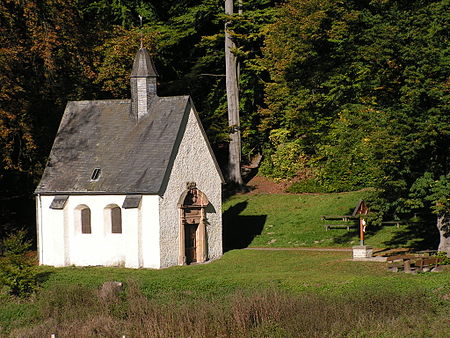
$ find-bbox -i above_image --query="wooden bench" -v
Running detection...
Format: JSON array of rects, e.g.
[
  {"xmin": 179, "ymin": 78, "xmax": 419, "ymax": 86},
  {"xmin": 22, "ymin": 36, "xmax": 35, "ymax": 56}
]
[
  {"xmin": 386, "ymin": 254, "xmax": 417, "ymax": 272},
  {"xmin": 323, "ymin": 224, "xmax": 358, "ymax": 231},
  {"xmin": 321, "ymin": 215, "xmax": 358, "ymax": 222},
  {"xmin": 321, "ymin": 200, "xmax": 368, "ymax": 232},
  {"xmin": 417, "ymin": 250, "xmax": 438, "ymax": 256},
  {"xmin": 382, "ymin": 220, "xmax": 425, "ymax": 228},
  {"xmin": 387, "ymin": 255, "xmax": 443, "ymax": 272},
  {"xmin": 414, "ymin": 257, "xmax": 443, "ymax": 272},
  {"xmin": 382, "ymin": 221, "xmax": 404, "ymax": 228}
]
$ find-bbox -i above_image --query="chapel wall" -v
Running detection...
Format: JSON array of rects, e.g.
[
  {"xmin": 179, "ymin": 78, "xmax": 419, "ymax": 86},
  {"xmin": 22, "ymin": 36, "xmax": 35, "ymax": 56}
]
[
  {"xmin": 159, "ymin": 106, "xmax": 223, "ymax": 268},
  {"xmin": 37, "ymin": 194, "xmax": 160, "ymax": 268},
  {"xmin": 37, "ymin": 195, "xmax": 66, "ymax": 266}
]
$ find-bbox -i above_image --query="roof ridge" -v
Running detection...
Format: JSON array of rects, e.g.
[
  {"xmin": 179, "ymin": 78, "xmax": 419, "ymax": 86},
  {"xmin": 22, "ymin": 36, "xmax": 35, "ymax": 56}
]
[{"xmin": 68, "ymin": 99, "xmax": 131, "ymax": 104}]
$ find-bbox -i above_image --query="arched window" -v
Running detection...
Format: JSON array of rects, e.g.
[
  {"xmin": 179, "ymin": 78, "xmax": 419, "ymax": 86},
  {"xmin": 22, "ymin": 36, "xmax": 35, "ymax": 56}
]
[
  {"xmin": 75, "ymin": 205, "xmax": 91, "ymax": 234},
  {"xmin": 104, "ymin": 204, "xmax": 122, "ymax": 234},
  {"xmin": 81, "ymin": 208, "xmax": 91, "ymax": 234},
  {"xmin": 111, "ymin": 206, "xmax": 122, "ymax": 234}
]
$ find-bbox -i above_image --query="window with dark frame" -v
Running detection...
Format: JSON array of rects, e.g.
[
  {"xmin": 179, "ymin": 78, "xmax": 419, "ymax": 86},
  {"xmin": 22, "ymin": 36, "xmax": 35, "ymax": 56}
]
[
  {"xmin": 91, "ymin": 168, "xmax": 101, "ymax": 181},
  {"xmin": 111, "ymin": 207, "xmax": 122, "ymax": 234},
  {"xmin": 81, "ymin": 208, "xmax": 91, "ymax": 234}
]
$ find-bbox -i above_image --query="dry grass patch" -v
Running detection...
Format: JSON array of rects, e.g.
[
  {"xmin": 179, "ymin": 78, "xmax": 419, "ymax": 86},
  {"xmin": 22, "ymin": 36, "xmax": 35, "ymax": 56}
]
[{"xmin": 8, "ymin": 281, "xmax": 448, "ymax": 338}]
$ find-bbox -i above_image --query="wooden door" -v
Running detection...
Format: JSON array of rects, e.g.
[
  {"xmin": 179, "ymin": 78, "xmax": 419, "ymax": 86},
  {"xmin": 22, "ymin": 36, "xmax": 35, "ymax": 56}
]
[
  {"xmin": 185, "ymin": 223, "xmax": 198, "ymax": 264},
  {"xmin": 178, "ymin": 184, "xmax": 209, "ymax": 266}
]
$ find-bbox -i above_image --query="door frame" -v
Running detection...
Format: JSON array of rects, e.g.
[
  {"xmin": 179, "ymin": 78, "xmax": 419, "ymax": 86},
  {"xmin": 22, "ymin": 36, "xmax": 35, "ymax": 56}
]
[{"xmin": 178, "ymin": 182, "xmax": 209, "ymax": 265}]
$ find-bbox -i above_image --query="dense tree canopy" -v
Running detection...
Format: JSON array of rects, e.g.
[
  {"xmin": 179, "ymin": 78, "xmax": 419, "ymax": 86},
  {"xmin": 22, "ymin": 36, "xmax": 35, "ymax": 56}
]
[
  {"xmin": 0, "ymin": 0, "xmax": 448, "ymax": 251},
  {"xmin": 259, "ymin": 0, "xmax": 449, "ymax": 250}
]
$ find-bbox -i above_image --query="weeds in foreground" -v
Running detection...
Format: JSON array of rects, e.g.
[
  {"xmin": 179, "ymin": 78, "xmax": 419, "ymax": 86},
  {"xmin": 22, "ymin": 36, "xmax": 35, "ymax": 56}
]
[
  {"xmin": 7, "ymin": 280, "xmax": 448, "ymax": 337},
  {"xmin": 0, "ymin": 230, "xmax": 38, "ymax": 298}
]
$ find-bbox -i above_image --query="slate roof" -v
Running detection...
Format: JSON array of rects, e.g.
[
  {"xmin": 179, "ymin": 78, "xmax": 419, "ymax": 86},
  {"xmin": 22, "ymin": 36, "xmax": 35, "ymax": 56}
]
[{"xmin": 35, "ymin": 95, "xmax": 215, "ymax": 195}]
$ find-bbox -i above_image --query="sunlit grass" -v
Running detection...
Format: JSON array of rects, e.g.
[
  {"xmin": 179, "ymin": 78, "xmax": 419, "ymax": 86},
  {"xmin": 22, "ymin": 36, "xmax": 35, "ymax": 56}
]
[
  {"xmin": 223, "ymin": 191, "xmax": 416, "ymax": 248},
  {"xmin": 1, "ymin": 250, "xmax": 448, "ymax": 336}
]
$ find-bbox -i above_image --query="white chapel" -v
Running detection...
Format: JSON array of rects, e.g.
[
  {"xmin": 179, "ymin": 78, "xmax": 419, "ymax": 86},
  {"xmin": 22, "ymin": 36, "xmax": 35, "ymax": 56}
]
[{"xmin": 35, "ymin": 48, "xmax": 224, "ymax": 269}]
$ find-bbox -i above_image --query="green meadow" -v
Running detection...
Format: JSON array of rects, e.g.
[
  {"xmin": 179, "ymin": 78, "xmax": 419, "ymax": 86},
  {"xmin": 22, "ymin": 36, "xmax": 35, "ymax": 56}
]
[
  {"xmin": 223, "ymin": 191, "xmax": 425, "ymax": 250},
  {"xmin": 1, "ymin": 250, "xmax": 449, "ymax": 337},
  {"xmin": 1, "ymin": 192, "xmax": 448, "ymax": 337}
]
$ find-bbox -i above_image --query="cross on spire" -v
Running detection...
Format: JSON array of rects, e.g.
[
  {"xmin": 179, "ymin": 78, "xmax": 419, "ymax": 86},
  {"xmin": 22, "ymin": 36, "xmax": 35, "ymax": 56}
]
[{"xmin": 138, "ymin": 15, "xmax": 143, "ymax": 49}]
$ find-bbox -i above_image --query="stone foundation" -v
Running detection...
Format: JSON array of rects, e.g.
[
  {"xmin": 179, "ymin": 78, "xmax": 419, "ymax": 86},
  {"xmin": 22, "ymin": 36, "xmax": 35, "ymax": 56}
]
[{"xmin": 352, "ymin": 245, "xmax": 373, "ymax": 259}]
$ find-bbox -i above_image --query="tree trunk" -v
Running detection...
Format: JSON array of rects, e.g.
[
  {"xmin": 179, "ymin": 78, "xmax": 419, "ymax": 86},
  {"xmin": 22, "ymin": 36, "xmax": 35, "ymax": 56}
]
[
  {"xmin": 437, "ymin": 212, "xmax": 450, "ymax": 256},
  {"xmin": 225, "ymin": 0, "xmax": 243, "ymax": 185}
]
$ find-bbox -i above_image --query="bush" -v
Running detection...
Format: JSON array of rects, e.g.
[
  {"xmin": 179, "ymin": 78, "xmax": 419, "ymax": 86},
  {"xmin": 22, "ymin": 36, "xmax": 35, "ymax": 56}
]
[
  {"xmin": 260, "ymin": 129, "xmax": 310, "ymax": 181},
  {"xmin": 314, "ymin": 105, "xmax": 405, "ymax": 193},
  {"xmin": 0, "ymin": 230, "xmax": 38, "ymax": 298},
  {"xmin": 435, "ymin": 252, "xmax": 450, "ymax": 265},
  {"xmin": 287, "ymin": 178, "xmax": 328, "ymax": 193}
]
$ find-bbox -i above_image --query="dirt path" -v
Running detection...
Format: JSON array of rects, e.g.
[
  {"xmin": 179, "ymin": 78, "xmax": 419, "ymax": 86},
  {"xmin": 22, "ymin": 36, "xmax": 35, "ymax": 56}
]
[
  {"xmin": 245, "ymin": 247, "xmax": 352, "ymax": 252},
  {"xmin": 245, "ymin": 175, "xmax": 294, "ymax": 194},
  {"xmin": 245, "ymin": 247, "xmax": 391, "ymax": 262}
]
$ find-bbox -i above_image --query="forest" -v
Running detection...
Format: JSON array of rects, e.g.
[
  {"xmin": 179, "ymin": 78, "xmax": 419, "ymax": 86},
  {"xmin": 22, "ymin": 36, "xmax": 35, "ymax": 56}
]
[{"xmin": 0, "ymin": 0, "xmax": 449, "ymax": 251}]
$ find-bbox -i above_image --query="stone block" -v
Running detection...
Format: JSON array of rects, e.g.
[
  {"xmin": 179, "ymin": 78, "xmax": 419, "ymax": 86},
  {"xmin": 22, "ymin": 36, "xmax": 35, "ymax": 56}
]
[
  {"xmin": 352, "ymin": 245, "xmax": 373, "ymax": 259},
  {"xmin": 99, "ymin": 281, "xmax": 123, "ymax": 301}
]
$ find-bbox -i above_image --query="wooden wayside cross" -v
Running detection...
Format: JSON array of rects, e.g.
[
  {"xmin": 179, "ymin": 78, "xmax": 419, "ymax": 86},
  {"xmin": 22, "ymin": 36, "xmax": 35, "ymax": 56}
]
[{"xmin": 355, "ymin": 200, "xmax": 369, "ymax": 246}]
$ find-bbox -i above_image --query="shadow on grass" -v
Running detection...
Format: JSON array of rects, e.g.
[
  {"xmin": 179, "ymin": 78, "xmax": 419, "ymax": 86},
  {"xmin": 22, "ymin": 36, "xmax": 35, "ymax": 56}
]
[
  {"xmin": 382, "ymin": 219, "xmax": 439, "ymax": 251},
  {"xmin": 222, "ymin": 201, "xmax": 267, "ymax": 252},
  {"xmin": 36, "ymin": 271, "xmax": 54, "ymax": 284},
  {"xmin": 331, "ymin": 218, "xmax": 439, "ymax": 250},
  {"xmin": 332, "ymin": 228, "xmax": 359, "ymax": 244},
  {"xmin": 332, "ymin": 223, "xmax": 387, "ymax": 245}
]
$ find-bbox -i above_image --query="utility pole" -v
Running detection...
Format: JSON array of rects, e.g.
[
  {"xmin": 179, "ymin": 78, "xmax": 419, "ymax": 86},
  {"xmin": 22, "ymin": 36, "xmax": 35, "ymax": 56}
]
[{"xmin": 225, "ymin": 0, "xmax": 243, "ymax": 185}]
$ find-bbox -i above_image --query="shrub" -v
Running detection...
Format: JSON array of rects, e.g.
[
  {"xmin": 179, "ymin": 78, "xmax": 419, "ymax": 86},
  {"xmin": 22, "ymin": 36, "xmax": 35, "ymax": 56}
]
[
  {"xmin": 287, "ymin": 178, "xmax": 328, "ymax": 193},
  {"xmin": 260, "ymin": 129, "xmax": 310, "ymax": 181},
  {"xmin": 0, "ymin": 230, "xmax": 38, "ymax": 298},
  {"xmin": 435, "ymin": 252, "xmax": 450, "ymax": 265},
  {"xmin": 315, "ymin": 105, "xmax": 397, "ymax": 192}
]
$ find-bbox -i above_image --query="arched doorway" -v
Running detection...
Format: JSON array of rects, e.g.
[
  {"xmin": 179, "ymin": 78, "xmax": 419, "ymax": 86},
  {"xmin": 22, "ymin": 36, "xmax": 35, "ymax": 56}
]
[{"xmin": 178, "ymin": 182, "xmax": 209, "ymax": 265}]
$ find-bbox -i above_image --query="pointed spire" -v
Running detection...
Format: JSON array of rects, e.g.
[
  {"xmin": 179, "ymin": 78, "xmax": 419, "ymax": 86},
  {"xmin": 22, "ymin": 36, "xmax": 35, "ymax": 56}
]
[
  {"xmin": 131, "ymin": 48, "xmax": 158, "ymax": 78},
  {"xmin": 130, "ymin": 48, "xmax": 158, "ymax": 121}
]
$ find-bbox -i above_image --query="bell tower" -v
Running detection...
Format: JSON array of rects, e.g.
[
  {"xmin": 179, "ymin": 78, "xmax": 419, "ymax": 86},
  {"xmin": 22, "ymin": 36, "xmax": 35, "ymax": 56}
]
[{"xmin": 130, "ymin": 48, "xmax": 158, "ymax": 121}]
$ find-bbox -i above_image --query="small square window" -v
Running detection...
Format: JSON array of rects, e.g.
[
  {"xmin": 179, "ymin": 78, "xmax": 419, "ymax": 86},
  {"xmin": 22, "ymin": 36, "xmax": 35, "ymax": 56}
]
[{"xmin": 91, "ymin": 168, "xmax": 101, "ymax": 181}]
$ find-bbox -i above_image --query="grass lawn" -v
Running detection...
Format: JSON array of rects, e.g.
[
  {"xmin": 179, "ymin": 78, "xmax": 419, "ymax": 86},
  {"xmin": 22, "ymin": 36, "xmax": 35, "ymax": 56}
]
[
  {"xmin": 36, "ymin": 249, "xmax": 449, "ymax": 296},
  {"xmin": 223, "ymin": 191, "xmax": 433, "ymax": 250},
  {"xmin": 1, "ymin": 191, "xmax": 447, "ymax": 336},
  {"xmin": 1, "ymin": 250, "xmax": 449, "ymax": 336}
]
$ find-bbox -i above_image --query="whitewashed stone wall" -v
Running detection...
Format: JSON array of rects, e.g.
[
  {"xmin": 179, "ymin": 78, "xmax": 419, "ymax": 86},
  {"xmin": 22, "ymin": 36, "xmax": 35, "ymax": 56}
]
[
  {"xmin": 140, "ymin": 195, "xmax": 161, "ymax": 268},
  {"xmin": 36, "ymin": 194, "xmax": 160, "ymax": 268},
  {"xmin": 136, "ymin": 78, "xmax": 148, "ymax": 120},
  {"xmin": 159, "ymin": 105, "xmax": 223, "ymax": 268}
]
